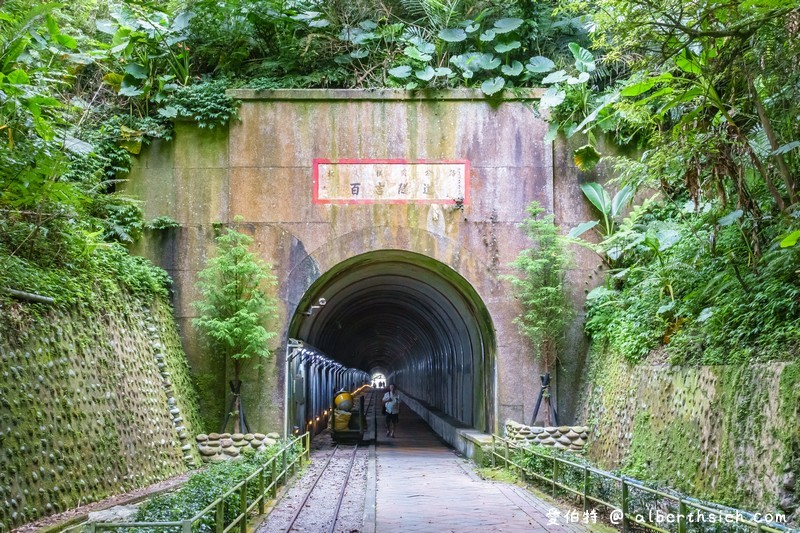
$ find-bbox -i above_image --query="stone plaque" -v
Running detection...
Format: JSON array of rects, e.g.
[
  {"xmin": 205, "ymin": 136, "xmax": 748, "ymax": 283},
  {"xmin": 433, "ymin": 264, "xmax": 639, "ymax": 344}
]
[{"xmin": 313, "ymin": 159, "xmax": 470, "ymax": 204}]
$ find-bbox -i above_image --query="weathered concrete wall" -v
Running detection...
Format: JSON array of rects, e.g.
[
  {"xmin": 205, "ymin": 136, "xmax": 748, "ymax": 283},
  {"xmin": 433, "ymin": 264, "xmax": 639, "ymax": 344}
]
[
  {"xmin": 581, "ymin": 346, "xmax": 800, "ymax": 519},
  {"xmin": 127, "ymin": 89, "xmax": 599, "ymax": 434},
  {"xmin": 0, "ymin": 290, "xmax": 202, "ymax": 530}
]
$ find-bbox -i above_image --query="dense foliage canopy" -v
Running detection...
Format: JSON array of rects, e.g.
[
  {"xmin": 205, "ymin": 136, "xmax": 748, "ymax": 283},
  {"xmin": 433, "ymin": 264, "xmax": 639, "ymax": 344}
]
[{"xmin": 1, "ymin": 0, "xmax": 798, "ymax": 363}]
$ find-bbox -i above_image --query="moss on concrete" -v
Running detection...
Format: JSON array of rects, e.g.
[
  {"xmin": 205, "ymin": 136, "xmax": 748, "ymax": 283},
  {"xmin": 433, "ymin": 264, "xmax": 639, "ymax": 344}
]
[
  {"xmin": 0, "ymin": 289, "xmax": 202, "ymax": 530},
  {"xmin": 581, "ymin": 341, "xmax": 798, "ymax": 516}
]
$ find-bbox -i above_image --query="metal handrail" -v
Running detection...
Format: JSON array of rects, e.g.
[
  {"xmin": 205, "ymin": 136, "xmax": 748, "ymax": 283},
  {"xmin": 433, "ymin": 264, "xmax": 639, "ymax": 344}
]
[
  {"xmin": 87, "ymin": 432, "xmax": 311, "ymax": 532},
  {"xmin": 490, "ymin": 434, "xmax": 790, "ymax": 533}
]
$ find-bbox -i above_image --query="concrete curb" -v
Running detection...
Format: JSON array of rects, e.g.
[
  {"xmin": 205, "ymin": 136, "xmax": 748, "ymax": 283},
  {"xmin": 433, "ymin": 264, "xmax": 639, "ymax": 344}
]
[{"xmin": 363, "ymin": 443, "xmax": 377, "ymax": 533}]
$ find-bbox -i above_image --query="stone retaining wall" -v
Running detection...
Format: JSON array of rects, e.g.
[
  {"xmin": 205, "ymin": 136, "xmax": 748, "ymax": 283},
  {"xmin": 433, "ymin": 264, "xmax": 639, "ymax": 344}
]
[
  {"xmin": 581, "ymin": 349, "xmax": 799, "ymax": 521},
  {"xmin": 0, "ymin": 290, "xmax": 202, "ymax": 530},
  {"xmin": 195, "ymin": 432, "xmax": 281, "ymax": 462},
  {"xmin": 504, "ymin": 420, "xmax": 589, "ymax": 451}
]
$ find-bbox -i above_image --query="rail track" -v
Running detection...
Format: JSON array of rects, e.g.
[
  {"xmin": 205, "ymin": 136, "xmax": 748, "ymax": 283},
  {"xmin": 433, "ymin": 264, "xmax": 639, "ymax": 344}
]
[{"xmin": 283, "ymin": 443, "xmax": 360, "ymax": 533}]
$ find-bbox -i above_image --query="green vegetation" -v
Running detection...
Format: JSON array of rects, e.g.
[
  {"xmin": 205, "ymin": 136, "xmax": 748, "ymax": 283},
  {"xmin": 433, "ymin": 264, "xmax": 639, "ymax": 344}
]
[
  {"xmin": 135, "ymin": 444, "xmax": 302, "ymax": 529},
  {"xmin": 557, "ymin": 0, "xmax": 800, "ymax": 364},
  {"xmin": 1, "ymin": 0, "xmax": 798, "ymax": 525},
  {"xmin": 506, "ymin": 201, "xmax": 574, "ymax": 424},
  {"xmin": 192, "ymin": 220, "xmax": 279, "ymax": 432},
  {"xmin": 5, "ymin": 0, "xmax": 794, "ymax": 370}
]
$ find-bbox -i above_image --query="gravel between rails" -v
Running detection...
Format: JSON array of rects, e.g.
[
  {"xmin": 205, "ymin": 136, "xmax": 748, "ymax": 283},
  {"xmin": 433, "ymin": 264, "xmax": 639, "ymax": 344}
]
[{"xmin": 258, "ymin": 430, "xmax": 368, "ymax": 533}]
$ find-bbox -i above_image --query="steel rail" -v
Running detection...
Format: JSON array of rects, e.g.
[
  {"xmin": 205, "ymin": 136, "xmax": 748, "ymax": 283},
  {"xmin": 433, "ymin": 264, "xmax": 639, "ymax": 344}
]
[
  {"xmin": 284, "ymin": 443, "xmax": 359, "ymax": 533},
  {"xmin": 328, "ymin": 444, "xmax": 360, "ymax": 533}
]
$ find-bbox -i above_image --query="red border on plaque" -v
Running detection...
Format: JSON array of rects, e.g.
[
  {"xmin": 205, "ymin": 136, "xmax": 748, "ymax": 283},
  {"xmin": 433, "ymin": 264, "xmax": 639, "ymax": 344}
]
[{"xmin": 312, "ymin": 158, "xmax": 471, "ymax": 205}]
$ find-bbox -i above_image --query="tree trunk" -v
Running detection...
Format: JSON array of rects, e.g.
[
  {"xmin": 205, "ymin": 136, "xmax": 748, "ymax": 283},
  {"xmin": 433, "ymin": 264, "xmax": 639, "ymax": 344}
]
[
  {"xmin": 749, "ymin": 76, "xmax": 797, "ymax": 205},
  {"xmin": 233, "ymin": 360, "xmax": 241, "ymax": 434}
]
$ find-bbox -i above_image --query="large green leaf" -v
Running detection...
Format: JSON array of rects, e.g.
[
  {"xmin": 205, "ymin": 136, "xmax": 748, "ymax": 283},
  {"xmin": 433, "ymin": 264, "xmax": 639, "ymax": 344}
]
[
  {"xmin": 438, "ymin": 28, "xmax": 467, "ymax": 42},
  {"xmin": 501, "ymin": 61, "xmax": 523, "ymax": 77},
  {"xmin": 388, "ymin": 65, "xmax": 412, "ymax": 78},
  {"xmin": 171, "ymin": 11, "xmax": 193, "ymax": 33},
  {"xmin": 656, "ymin": 228, "xmax": 681, "ymax": 251},
  {"xmin": 568, "ymin": 42, "xmax": 595, "ymax": 72},
  {"xmin": 569, "ymin": 220, "xmax": 599, "ymax": 238},
  {"xmin": 573, "ymin": 145, "xmax": 601, "ymax": 171},
  {"xmin": 771, "ymin": 141, "xmax": 800, "ymax": 156},
  {"xmin": 717, "ymin": 209, "xmax": 743, "ymax": 226},
  {"xmin": 480, "ymin": 29, "xmax": 496, "ymax": 42},
  {"xmin": 779, "ymin": 229, "xmax": 800, "ymax": 248},
  {"xmin": 495, "ymin": 41, "xmax": 520, "ymax": 53},
  {"xmin": 541, "ymin": 70, "xmax": 568, "ymax": 84},
  {"xmin": 493, "ymin": 18, "xmax": 523, "ymax": 34},
  {"xmin": 540, "ymin": 87, "xmax": 565, "ymax": 108},
  {"xmin": 480, "ymin": 76, "xmax": 505, "ymax": 96},
  {"xmin": 119, "ymin": 79, "xmax": 144, "ymax": 97},
  {"xmin": 124, "ymin": 63, "xmax": 148, "ymax": 80},
  {"xmin": 611, "ymin": 184, "xmax": 634, "ymax": 217},
  {"xmin": 675, "ymin": 51, "xmax": 702, "ymax": 74},
  {"xmin": 96, "ymin": 19, "xmax": 117, "ymax": 34},
  {"xmin": 580, "ymin": 182, "xmax": 611, "ymax": 216},
  {"xmin": 6, "ymin": 69, "xmax": 30, "ymax": 85},
  {"xmin": 415, "ymin": 66, "xmax": 435, "ymax": 81},
  {"xmin": 567, "ymin": 72, "xmax": 590, "ymax": 85},
  {"xmin": 404, "ymin": 46, "xmax": 432, "ymax": 62},
  {"xmin": 55, "ymin": 33, "xmax": 78, "ymax": 50},
  {"xmin": 526, "ymin": 56, "xmax": 554, "ymax": 73},
  {"xmin": 478, "ymin": 54, "xmax": 501, "ymax": 70},
  {"xmin": 620, "ymin": 73, "xmax": 673, "ymax": 97}
]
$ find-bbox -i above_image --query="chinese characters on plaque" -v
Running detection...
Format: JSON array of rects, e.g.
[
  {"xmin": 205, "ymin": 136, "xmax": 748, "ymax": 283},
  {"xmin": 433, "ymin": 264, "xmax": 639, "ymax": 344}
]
[{"xmin": 313, "ymin": 159, "xmax": 469, "ymax": 204}]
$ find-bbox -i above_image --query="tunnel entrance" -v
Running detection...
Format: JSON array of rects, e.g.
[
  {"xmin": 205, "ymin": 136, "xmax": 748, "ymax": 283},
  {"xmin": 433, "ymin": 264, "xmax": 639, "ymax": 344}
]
[{"xmin": 288, "ymin": 250, "xmax": 496, "ymax": 433}]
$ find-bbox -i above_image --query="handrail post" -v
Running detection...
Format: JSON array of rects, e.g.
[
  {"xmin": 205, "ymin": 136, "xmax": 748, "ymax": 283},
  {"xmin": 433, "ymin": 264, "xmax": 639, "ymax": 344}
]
[
  {"xmin": 216, "ymin": 499, "xmax": 225, "ymax": 533},
  {"xmin": 504, "ymin": 440, "xmax": 509, "ymax": 468},
  {"xmin": 258, "ymin": 468, "xmax": 266, "ymax": 514},
  {"xmin": 583, "ymin": 465, "xmax": 589, "ymax": 513},
  {"xmin": 552, "ymin": 456, "xmax": 557, "ymax": 497},
  {"xmin": 678, "ymin": 499, "xmax": 687, "ymax": 533},
  {"xmin": 271, "ymin": 459, "xmax": 278, "ymax": 497},
  {"xmin": 182, "ymin": 519, "xmax": 192, "ymax": 533},
  {"xmin": 282, "ymin": 447, "xmax": 288, "ymax": 483},
  {"xmin": 305, "ymin": 431, "xmax": 310, "ymax": 462},
  {"xmin": 621, "ymin": 477, "xmax": 629, "ymax": 533},
  {"xmin": 240, "ymin": 479, "xmax": 248, "ymax": 533},
  {"xmin": 491, "ymin": 436, "xmax": 496, "ymax": 468}
]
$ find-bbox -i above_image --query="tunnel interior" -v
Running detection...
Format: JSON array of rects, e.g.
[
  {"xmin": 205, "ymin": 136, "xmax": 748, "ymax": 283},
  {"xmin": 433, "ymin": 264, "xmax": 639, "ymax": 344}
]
[{"xmin": 288, "ymin": 250, "xmax": 496, "ymax": 433}]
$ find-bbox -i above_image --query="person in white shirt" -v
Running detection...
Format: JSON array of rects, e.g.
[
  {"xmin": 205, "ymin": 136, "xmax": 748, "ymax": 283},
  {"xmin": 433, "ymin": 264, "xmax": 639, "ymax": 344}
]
[{"xmin": 382, "ymin": 384, "xmax": 400, "ymax": 437}]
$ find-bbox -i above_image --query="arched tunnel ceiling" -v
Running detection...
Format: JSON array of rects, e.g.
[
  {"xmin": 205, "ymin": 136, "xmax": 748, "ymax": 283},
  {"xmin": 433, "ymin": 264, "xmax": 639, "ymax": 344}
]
[{"xmin": 288, "ymin": 250, "xmax": 493, "ymax": 377}]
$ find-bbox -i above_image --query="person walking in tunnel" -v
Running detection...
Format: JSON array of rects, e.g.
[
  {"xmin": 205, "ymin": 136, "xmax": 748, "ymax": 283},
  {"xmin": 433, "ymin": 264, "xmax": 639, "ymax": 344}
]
[{"xmin": 382, "ymin": 383, "xmax": 400, "ymax": 437}]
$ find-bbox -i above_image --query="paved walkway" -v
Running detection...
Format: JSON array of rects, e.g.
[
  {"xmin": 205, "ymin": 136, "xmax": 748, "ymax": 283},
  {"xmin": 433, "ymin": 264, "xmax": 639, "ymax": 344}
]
[{"xmin": 370, "ymin": 400, "xmax": 603, "ymax": 532}]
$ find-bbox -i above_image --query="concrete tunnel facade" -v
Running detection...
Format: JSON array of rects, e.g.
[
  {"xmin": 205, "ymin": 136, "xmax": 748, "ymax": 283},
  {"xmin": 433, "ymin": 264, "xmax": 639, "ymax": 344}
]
[
  {"xmin": 126, "ymin": 88, "xmax": 601, "ymax": 439},
  {"xmin": 288, "ymin": 250, "xmax": 496, "ymax": 432}
]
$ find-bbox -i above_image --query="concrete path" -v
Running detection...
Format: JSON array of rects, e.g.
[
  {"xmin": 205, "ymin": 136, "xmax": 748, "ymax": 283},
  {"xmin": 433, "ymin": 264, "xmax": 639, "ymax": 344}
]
[{"xmin": 370, "ymin": 403, "xmax": 603, "ymax": 532}]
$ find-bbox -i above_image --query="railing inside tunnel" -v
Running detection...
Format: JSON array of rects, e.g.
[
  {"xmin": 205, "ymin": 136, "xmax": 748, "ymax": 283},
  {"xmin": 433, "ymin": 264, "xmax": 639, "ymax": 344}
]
[{"xmin": 284, "ymin": 339, "xmax": 370, "ymax": 438}]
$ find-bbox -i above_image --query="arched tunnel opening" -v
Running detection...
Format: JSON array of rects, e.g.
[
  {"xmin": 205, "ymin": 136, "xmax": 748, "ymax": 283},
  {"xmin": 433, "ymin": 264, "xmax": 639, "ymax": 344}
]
[{"xmin": 286, "ymin": 250, "xmax": 496, "ymax": 436}]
